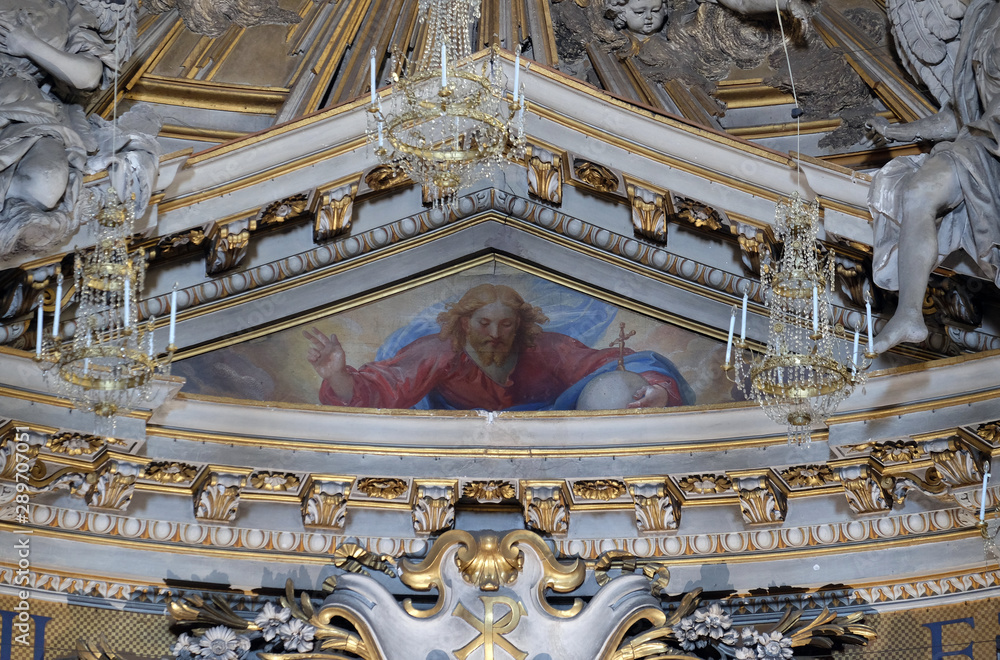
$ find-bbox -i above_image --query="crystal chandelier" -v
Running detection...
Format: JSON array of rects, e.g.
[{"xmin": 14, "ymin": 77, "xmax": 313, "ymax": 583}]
[
  {"xmin": 367, "ymin": 0, "xmax": 526, "ymax": 203},
  {"xmin": 35, "ymin": 189, "xmax": 176, "ymax": 426},
  {"xmin": 724, "ymin": 193, "xmax": 873, "ymax": 443}
]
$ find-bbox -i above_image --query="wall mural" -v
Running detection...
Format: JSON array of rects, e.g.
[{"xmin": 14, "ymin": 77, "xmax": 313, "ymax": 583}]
[{"xmin": 174, "ymin": 264, "xmax": 737, "ymax": 411}]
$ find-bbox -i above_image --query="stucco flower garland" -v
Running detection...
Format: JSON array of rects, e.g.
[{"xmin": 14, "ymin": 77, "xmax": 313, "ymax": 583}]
[
  {"xmin": 672, "ymin": 604, "xmax": 794, "ymax": 659},
  {"xmin": 170, "ymin": 602, "xmax": 316, "ymax": 659}
]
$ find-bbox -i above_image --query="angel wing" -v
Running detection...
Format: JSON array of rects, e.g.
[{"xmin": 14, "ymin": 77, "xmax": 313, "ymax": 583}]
[
  {"xmin": 885, "ymin": 0, "xmax": 967, "ymax": 106},
  {"xmin": 76, "ymin": 0, "xmax": 140, "ymax": 86}
]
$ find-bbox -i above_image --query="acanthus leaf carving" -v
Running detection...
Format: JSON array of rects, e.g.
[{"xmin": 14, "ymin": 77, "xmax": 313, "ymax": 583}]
[
  {"xmin": 836, "ymin": 465, "xmax": 893, "ymax": 515},
  {"xmin": 527, "ymin": 147, "xmax": 563, "ymax": 204},
  {"xmin": 205, "ymin": 217, "xmax": 255, "ymax": 275},
  {"xmin": 523, "ymin": 484, "xmax": 569, "ymax": 536},
  {"xmin": 194, "ymin": 472, "xmax": 247, "ymax": 523},
  {"xmin": 628, "ymin": 481, "xmax": 680, "ymax": 533},
  {"xmin": 732, "ymin": 475, "xmax": 787, "ymax": 525},
  {"xmin": 85, "ymin": 460, "xmax": 141, "ymax": 511},
  {"xmin": 311, "ymin": 184, "xmax": 354, "ymax": 243},
  {"xmin": 412, "ymin": 484, "xmax": 456, "ymax": 536},
  {"xmin": 462, "ymin": 480, "xmax": 517, "ymax": 503},
  {"xmin": 301, "ymin": 480, "xmax": 351, "ymax": 530},
  {"xmin": 626, "ymin": 183, "xmax": 668, "ymax": 244}
]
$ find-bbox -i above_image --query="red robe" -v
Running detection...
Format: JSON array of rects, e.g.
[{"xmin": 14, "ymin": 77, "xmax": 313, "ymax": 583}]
[{"xmin": 319, "ymin": 332, "xmax": 682, "ymax": 410}]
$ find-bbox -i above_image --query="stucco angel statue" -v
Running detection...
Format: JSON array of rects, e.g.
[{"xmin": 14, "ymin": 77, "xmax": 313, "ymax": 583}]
[
  {"xmin": 866, "ymin": 0, "xmax": 1000, "ymax": 352},
  {"xmin": 0, "ymin": 0, "xmax": 159, "ymax": 259}
]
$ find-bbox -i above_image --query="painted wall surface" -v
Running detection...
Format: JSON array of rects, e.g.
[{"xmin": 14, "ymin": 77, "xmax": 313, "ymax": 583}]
[{"xmin": 174, "ymin": 263, "xmax": 736, "ymax": 410}]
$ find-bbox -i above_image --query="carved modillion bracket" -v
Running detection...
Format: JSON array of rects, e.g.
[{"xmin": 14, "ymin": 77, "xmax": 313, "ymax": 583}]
[
  {"xmin": 728, "ymin": 216, "xmax": 775, "ymax": 277},
  {"xmin": 310, "ymin": 183, "xmax": 356, "ymax": 243},
  {"xmin": 728, "ymin": 470, "xmax": 788, "ymax": 525},
  {"xmin": 205, "ymin": 217, "xmax": 255, "ymax": 275},
  {"xmin": 522, "ymin": 482, "xmax": 569, "ymax": 536},
  {"xmin": 411, "ymin": 482, "xmax": 457, "ymax": 536},
  {"xmin": 526, "ymin": 146, "xmax": 563, "ymax": 204},
  {"xmin": 833, "ymin": 463, "xmax": 893, "ymax": 515},
  {"xmin": 194, "ymin": 470, "xmax": 249, "ymax": 523},
  {"xmin": 300, "ymin": 478, "xmax": 352, "ymax": 530},
  {"xmin": 627, "ymin": 480, "xmax": 681, "ymax": 533},
  {"xmin": 626, "ymin": 182, "xmax": 669, "ymax": 244},
  {"xmin": 85, "ymin": 459, "xmax": 141, "ymax": 512}
]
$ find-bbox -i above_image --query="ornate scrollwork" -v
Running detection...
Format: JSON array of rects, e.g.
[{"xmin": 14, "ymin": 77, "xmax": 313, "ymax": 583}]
[
  {"xmin": 365, "ymin": 164, "xmax": 407, "ymax": 191},
  {"xmin": 573, "ymin": 159, "xmax": 619, "ymax": 193},
  {"xmin": 462, "ymin": 480, "xmax": 516, "ymax": 502},
  {"xmin": 412, "ymin": 484, "xmax": 456, "ymax": 535},
  {"xmin": 523, "ymin": 485, "xmax": 569, "ymax": 536},
  {"xmin": 356, "ymin": 477, "xmax": 408, "ymax": 499},
  {"xmin": 194, "ymin": 472, "xmax": 247, "ymax": 522},
  {"xmin": 85, "ymin": 461, "xmax": 141, "ymax": 511},
  {"xmin": 143, "ymin": 461, "xmax": 199, "ymax": 484},
  {"xmin": 929, "ymin": 440, "xmax": 985, "ymax": 488},
  {"xmin": 730, "ymin": 220, "xmax": 774, "ymax": 277},
  {"xmin": 834, "ymin": 255, "xmax": 872, "ymax": 309},
  {"xmin": 628, "ymin": 482, "xmax": 680, "ymax": 533},
  {"xmin": 332, "ymin": 542, "xmax": 397, "ymax": 577},
  {"xmin": 527, "ymin": 148, "xmax": 563, "ymax": 204},
  {"xmin": 300, "ymin": 480, "xmax": 350, "ymax": 529},
  {"xmin": 975, "ymin": 421, "xmax": 1000, "ymax": 443},
  {"xmin": 573, "ymin": 479, "xmax": 627, "ymax": 501},
  {"xmin": 627, "ymin": 184, "xmax": 668, "ymax": 243}
]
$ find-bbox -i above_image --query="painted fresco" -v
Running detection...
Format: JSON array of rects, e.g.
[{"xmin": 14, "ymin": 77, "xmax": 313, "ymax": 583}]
[{"xmin": 174, "ymin": 263, "xmax": 738, "ymax": 410}]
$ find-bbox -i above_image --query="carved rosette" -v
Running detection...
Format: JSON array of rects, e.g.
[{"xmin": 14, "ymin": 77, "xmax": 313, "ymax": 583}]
[
  {"xmin": 732, "ymin": 475, "xmax": 787, "ymax": 525},
  {"xmin": 975, "ymin": 421, "xmax": 1000, "ymax": 443},
  {"xmin": 301, "ymin": 480, "xmax": 351, "ymax": 529},
  {"xmin": 572, "ymin": 479, "xmax": 627, "ymax": 501},
  {"xmin": 257, "ymin": 193, "xmax": 309, "ymax": 229},
  {"xmin": 673, "ymin": 196, "xmax": 724, "ymax": 232},
  {"xmin": 311, "ymin": 184, "xmax": 354, "ymax": 242},
  {"xmin": 836, "ymin": 465, "xmax": 893, "ymax": 515},
  {"xmin": 780, "ymin": 464, "xmax": 835, "ymax": 488},
  {"xmin": 356, "ymin": 477, "xmax": 408, "ymax": 500},
  {"xmin": 194, "ymin": 472, "xmax": 247, "ymax": 523},
  {"xmin": 527, "ymin": 147, "xmax": 562, "ymax": 204},
  {"xmin": 143, "ymin": 461, "xmax": 199, "ymax": 484},
  {"xmin": 626, "ymin": 183, "xmax": 668, "ymax": 244},
  {"xmin": 412, "ymin": 484, "xmax": 456, "ymax": 536},
  {"xmin": 46, "ymin": 432, "xmax": 105, "ymax": 456},
  {"xmin": 677, "ymin": 474, "xmax": 732, "ymax": 495},
  {"xmin": 249, "ymin": 471, "xmax": 300, "ymax": 491},
  {"xmin": 523, "ymin": 485, "xmax": 569, "ymax": 536},
  {"xmin": 85, "ymin": 461, "xmax": 141, "ymax": 511},
  {"xmin": 628, "ymin": 482, "xmax": 680, "ymax": 533},
  {"xmin": 462, "ymin": 480, "xmax": 516, "ymax": 503},
  {"xmin": 206, "ymin": 217, "xmax": 254, "ymax": 275},
  {"xmin": 572, "ymin": 159, "xmax": 620, "ymax": 194}
]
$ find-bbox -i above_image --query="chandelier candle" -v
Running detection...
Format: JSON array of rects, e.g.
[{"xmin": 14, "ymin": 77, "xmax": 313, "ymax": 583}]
[
  {"xmin": 369, "ymin": 49, "xmax": 376, "ymax": 104},
  {"xmin": 513, "ymin": 49, "xmax": 520, "ymax": 104},
  {"xmin": 725, "ymin": 305, "xmax": 736, "ymax": 364},
  {"xmin": 851, "ymin": 327, "xmax": 859, "ymax": 374},
  {"xmin": 865, "ymin": 294, "xmax": 874, "ymax": 351},
  {"xmin": 441, "ymin": 42, "xmax": 447, "ymax": 88},
  {"xmin": 982, "ymin": 470, "xmax": 990, "ymax": 522},
  {"xmin": 53, "ymin": 273, "xmax": 62, "ymax": 337},
  {"xmin": 740, "ymin": 291, "xmax": 748, "ymax": 343},
  {"xmin": 35, "ymin": 306, "xmax": 42, "ymax": 357},
  {"xmin": 812, "ymin": 285, "xmax": 819, "ymax": 334},
  {"xmin": 169, "ymin": 285, "xmax": 177, "ymax": 346}
]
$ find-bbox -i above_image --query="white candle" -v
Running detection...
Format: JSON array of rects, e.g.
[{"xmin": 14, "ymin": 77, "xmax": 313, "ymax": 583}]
[
  {"xmin": 369, "ymin": 49, "xmax": 377, "ymax": 105},
  {"xmin": 851, "ymin": 327, "xmax": 859, "ymax": 374},
  {"xmin": 740, "ymin": 291, "xmax": 748, "ymax": 343},
  {"xmin": 36, "ymin": 305, "xmax": 43, "ymax": 357},
  {"xmin": 981, "ymin": 469, "xmax": 990, "ymax": 522},
  {"xmin": 513, "ymin": 49, "xmax": 520, "ymax": 104},
  {"xmin": 725, "ymin": 306, "xmax": 736, "ymax": 364},
  {"xmin": 168, "ymin": 284, "xmax": 177, "ymax": 346},
  {"xmin": 441, "ymin": 42, "xmax": 447, "ymax": 88},
  {"xmin": 865, "ymin": 297, "xmax": 874, "ymax": 350},
  {"xmin": 812, "ymin": 285, "xmax": 819, "ymax": 334},
  {"xmin": 124, "ymin": 278, "xmax": 131, "ymax": 328},
  {"xmin": 377, "ymin": 120, "xmax": 383, "ymax": 146},
  {"xmin": 53, "ymin": 273, "xmax": 62, "ymax": 337},
  {"xmin": 147, "ymin": 319, "xmax": 155, "ymax": 357}
]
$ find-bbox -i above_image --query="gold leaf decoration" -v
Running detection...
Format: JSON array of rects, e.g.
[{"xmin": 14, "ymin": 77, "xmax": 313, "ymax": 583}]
[
  {"xmin": 357, "ymin": 477, "xmax": 408, "ymax": 499},
  {"xmin": 677, "ymin": 474, "xmax": 732, "ymax": 494},
  {"xmin": 572, "ymin": 479, "xmax": 627, "ymax": 501},
  {"xmin": 463, "ymin": 480, "xmax": 516, "ymax": 501},
  {"xmin": 780, "ymin": 465, "xmax": 835, "ymax": 488},
  {"xmin": 976, "ymin": 421, "xmax": 1000, "ymax": 442},
  {"xmin": 143, "ymin": 461, "xmax": 199, "ymax": 484},
  {"xmin": 249, "ymin": 471, "xmax": 301, "ymax": 491},
  {"xmin": 573, "ymin": 160, "xmax": 619, "ymax": 193},
  {"xmin": 365, "ymin": 165, "xmax": 406, "ymax": 191},
  {"xmin": 47, "ymin": 432, "xmax": 105, "ymax": 455},
  {"xmin": 870, "ymin": 440, "xmax": 921, "ymax": 463}
]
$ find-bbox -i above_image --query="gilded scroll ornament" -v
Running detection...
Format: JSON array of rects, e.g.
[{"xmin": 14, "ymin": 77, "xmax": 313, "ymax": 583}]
[
  {"xmin": 976, "ymin": 421, "xmax": 1000, "ymax": 443},
  {"xmin": 730, "ymin": 221, "xmax": 773, "ymax": 276},
  {"xmin": 527, "ymin": 148, "xmax": 563, "ymax": 204},
  {"xmin": 300, "ymin": 481, "xmax": 350, "ymax": 530},
  {"xmin": 678, "ymin": 474, "xmax": 732, "ymax": 494},
  {"xmin": 837, "ymin": 466, "xmax": 892, "ymax": 515},
  {"xmin": 523, "ymin": 485, "xmax": 569, "ymax": 535},
  {"xmin": 412, "ymin": 484, "xmax": 456, "ymax": 535},
  {"xmin": 572, "ymin": 479, "xmax": 627, "ymax": 501},
  {"xmin": 573, "ymin": 160, "xmax": 620, "ymax": 193},
  {"xmin": 629, "ymin": 482, "xmax": 680, "ymax": 532},
  {"xmin": 365, "ymin": 164, "xmax": 407, "ymax": 191},
  {"xmin": 870, "ymin": 440, "xmax": 922, "ymax": 463},
  {"xmin": 143, "ymin": 461, "xmax": 199, "ymax": 484},
  {"xmin": 332, "ymin": 543, "xmax": 397, "ymax": 577},
  {"xmin": 85, "ymin": 461, "xmax": 141, "ymax": 511},
  {"xmin": 463, "ymin": 480, "xmax": 516, "ymax": 502},
  {"xmin": 249, "ymin": 471, "xmax": 300, "ymax": 491},
  {"xmin": 926, "ymin": 438, "xmax": 984, "ymax": 488},
  {"xmin": 356, "ymin": 477, "xmax": 408, "ymax": 499},
  {"xmin": 626, "ymin": 184, "xmax": 668, "ymax": 244},
  {"xmin": 194, "ymin": 473, "xmax": 247, "ymax": 523},
  {"xmin": 46, "ymin": 432, "xmax": 106, "ymax": 456}
]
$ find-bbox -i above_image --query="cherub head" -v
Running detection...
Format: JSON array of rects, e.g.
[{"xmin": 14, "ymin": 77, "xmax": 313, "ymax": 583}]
[{"xmin": 605, "ymin": 0, "xmax": 668, "ymax": 36}]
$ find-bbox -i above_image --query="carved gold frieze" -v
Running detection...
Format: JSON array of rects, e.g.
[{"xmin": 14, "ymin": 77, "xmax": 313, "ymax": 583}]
[
  {"xmin": 85, "ymin": 461, "xmax": 141, "ymax": 512},
  {"xmin": 780, "ymin": 465, "xmax": 835, "ymax": 488},
  {"xmin": 628, "ymin": 482, "xmax": 680, "ymax": 533},
  {"xmin": 523, "ymin": 485, "xmax": 569, "ymax": 536},
  {"xmin": 301, "ymin": 480, "xmax": 351, "ymax": 530},
  {"xmin": 462, "ymin": 480, "xmax": 516, "ymax": 502},
  {"xmin": 844, "ymin": 440, "xmax": 923, "ymax": 463},
  {"xmin": 311, "ymin": 184, "xmax": 354, "ymax": 242},
  {"xmin": 626, "ymin": 183, "xmax": 668, "ymax": 244},
  {"xmin": 927, "ymin": 438, "xmax": 985, "ymax": 489},
  {"xmin": 412, "ymin": 484, "xmax": 456, "ymax": 536},
  {"xmin": 677, "ymin": 474, "xmax": 732, "ymax": 495},
  {"xmin": 572, "ymin": 159, "xmax": 620, "ymax": 193},
  {"xmin": 143, "ymin": 461, "xmax": 199, "ymax": 484},
  {"xmin": 527, "ymin": 147, "xmax": 562, "ymax": 204},
  {"xmin": 249, "ymin": 471, "xmax": 300, "ymax": 492},
  {"xmin": 356, "ymin": 477, "xmax": 408, "ymax": 500},
  {"xmin": 572, "ymin": 479, "xmax": 627, "ymax": 501},
  {"xmin": 194, "ymin": 472, "xmax": 247, "ymax": 523}
]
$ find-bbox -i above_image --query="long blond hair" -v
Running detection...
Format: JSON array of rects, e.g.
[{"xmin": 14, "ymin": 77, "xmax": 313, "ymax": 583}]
[{"xmin": 437, "ymin": 284, "xmax": 549, "ymax": 351}]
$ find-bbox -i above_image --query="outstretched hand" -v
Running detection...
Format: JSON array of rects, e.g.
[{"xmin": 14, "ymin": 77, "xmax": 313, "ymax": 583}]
[
  {"xmin": 627, "ymin": 384, "xmax": 671, "ymax": 409},
  {"xmin": 0, "ymin": 17, "xmax": 38, "ymax": 58},
  {"xmin": 303, "ymin": 327, "xmax": 353, "ymax": 401}
]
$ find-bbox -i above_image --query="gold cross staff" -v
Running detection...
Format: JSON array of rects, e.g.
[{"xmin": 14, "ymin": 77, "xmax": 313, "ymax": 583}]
[{"xmin": 609, "ymin": 322, "xmax": 636, "ymax": 371}]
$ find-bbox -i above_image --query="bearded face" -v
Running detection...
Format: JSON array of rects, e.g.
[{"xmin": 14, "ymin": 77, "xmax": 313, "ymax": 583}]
[{"xmin": 461, "ymin": 301, "xmax": 520, "ymax": 366}]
